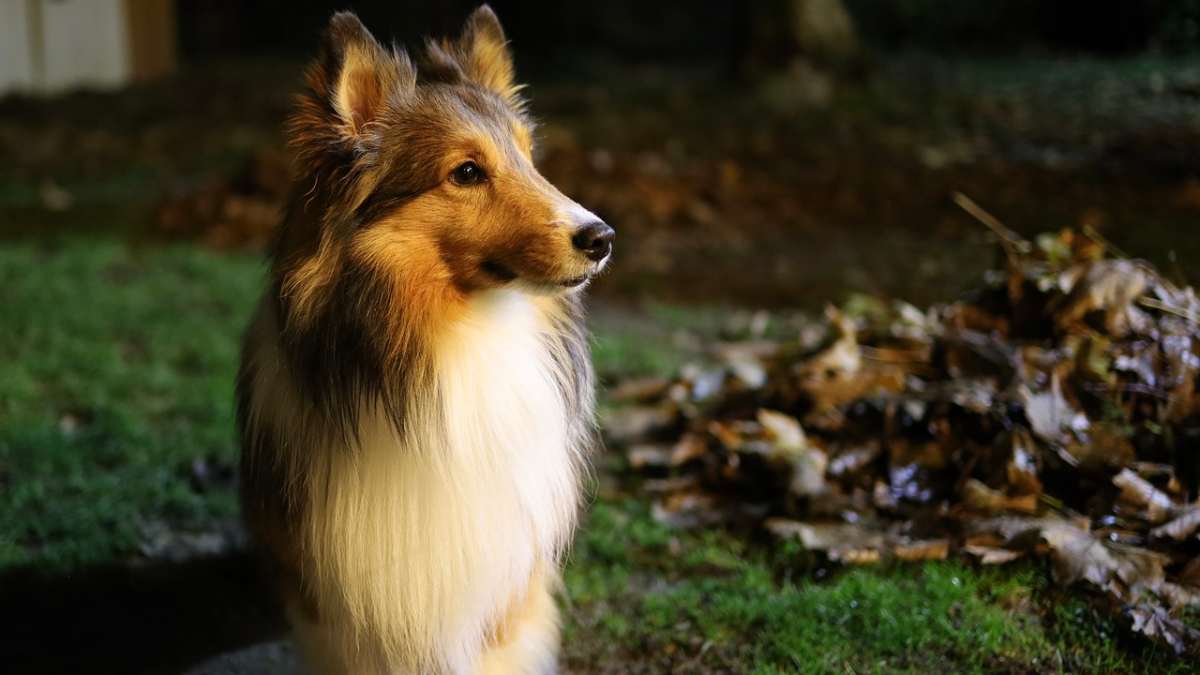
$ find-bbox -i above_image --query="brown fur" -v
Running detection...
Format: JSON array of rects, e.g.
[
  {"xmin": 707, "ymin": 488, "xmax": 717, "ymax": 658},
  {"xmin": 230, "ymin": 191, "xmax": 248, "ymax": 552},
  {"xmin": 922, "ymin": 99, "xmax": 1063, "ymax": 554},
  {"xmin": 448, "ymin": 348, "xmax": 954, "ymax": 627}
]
[
  {"xmin": 237, "ymin": 6, "xmax": 606, "ymax": 674},
  {"xmin": 262, "ymin": 7, "xmax": 597, "ymax": 438}
]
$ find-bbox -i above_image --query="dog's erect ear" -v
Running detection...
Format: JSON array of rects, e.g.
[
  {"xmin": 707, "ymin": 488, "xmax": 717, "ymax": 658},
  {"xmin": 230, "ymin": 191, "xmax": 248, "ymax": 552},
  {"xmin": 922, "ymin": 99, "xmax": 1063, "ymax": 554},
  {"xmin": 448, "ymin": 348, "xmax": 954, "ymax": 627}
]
[
  {"xmin": 326, "ymin": 13, "xmax": 388, "ymax": 137},
  {"xmin": 299, "ymin": 12, "xmax": 415, "ymax": 149},
  {"xmin": 456, "ymin": 5, "xmax": 520, "ymax": 104}
]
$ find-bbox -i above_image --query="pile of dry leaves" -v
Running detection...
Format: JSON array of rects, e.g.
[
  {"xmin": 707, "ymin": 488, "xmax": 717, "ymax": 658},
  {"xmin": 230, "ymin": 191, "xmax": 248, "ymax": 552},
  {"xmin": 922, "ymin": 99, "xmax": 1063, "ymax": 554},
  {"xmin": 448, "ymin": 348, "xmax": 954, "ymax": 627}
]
[
  {"xmin": 153, "ymin": 149, "xmax": 290, "ymax": 249},
  {"xmin": 609, "ymin": 201, "xmax": 1200, "ymax": 654}
]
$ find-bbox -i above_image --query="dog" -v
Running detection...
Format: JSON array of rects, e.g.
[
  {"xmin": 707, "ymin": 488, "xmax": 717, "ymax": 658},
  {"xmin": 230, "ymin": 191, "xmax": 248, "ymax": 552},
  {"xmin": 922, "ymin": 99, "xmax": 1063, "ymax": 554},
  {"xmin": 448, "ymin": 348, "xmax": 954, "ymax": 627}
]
[{"xmin": 236, "ymin": 6, "xmax": 611, "ymax": 673}]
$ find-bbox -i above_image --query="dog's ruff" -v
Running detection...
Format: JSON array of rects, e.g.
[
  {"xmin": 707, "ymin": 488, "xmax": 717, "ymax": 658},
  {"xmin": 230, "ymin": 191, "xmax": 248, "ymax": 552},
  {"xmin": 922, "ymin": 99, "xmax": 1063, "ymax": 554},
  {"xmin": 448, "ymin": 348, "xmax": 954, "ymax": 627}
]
[{"xmin": 242, "ymin": 290, "xmax": 587, "ymax": 674}]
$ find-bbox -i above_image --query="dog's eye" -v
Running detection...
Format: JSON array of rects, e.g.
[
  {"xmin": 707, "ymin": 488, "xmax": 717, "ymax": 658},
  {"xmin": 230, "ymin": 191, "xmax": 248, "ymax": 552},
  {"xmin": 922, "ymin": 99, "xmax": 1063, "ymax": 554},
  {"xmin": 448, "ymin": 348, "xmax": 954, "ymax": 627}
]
[{"xmin": 450, "ymin": 161, "xmax": 486, "ymax": 186}]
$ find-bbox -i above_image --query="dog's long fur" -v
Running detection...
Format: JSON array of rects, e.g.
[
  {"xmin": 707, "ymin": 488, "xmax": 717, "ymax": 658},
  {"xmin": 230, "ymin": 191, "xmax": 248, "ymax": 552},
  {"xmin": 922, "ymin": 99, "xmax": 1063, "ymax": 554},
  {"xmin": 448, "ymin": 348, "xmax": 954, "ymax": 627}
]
[{"xmin": 236, "ymin": 7, "xmax": 605, "ymax": 673}]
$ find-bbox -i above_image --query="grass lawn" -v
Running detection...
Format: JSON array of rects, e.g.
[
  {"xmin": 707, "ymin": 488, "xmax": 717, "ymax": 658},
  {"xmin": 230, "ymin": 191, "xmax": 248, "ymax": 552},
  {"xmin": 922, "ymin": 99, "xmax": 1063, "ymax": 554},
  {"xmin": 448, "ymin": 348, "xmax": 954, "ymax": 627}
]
[
  {"xmin": 0, "ymin": 239, "xmax": 1190, "ymax": 673},
  {"xmin": 0, "ymin": 240, "xmax": 261, "ymax": 570}
]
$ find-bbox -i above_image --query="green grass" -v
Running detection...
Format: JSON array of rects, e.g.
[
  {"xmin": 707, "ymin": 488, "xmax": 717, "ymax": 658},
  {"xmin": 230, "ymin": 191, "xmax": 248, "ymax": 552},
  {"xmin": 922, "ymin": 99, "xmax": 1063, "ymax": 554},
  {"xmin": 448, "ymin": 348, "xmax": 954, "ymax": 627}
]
[
  {"xmin": 591, "ymin": 327, "xmax": 687, "ymax": 381},
  {"xmin": 564, "ymin": 499, "xmax": 1191, "ymax": 674},
  {"xmin": 0, "ymin": 239, "xmax": 262, "ymax": 569},
  {"xmin": 0, "ymin": 240, "xmax": 1191, "ymax": 671}
]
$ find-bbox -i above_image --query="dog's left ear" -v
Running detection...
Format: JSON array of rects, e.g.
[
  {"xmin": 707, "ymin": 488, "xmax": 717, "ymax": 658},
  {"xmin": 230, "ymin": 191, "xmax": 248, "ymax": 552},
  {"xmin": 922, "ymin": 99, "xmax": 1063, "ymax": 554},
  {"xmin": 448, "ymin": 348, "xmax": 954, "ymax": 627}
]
[
  {"xmin": 456, "ymin": 5, "xmax": 519, "ymax": 104},
  {"xmin": 319, "ymin": 12, "xmax": 416, "ymax": 144}
]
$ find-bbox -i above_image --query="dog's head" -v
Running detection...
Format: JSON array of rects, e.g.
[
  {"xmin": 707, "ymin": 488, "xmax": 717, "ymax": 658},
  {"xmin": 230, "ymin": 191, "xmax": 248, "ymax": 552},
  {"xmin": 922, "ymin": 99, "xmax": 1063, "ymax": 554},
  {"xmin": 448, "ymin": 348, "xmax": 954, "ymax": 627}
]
[{"xmin": 281, "ymin": 6, "xmax": 612, "ymax": 302}]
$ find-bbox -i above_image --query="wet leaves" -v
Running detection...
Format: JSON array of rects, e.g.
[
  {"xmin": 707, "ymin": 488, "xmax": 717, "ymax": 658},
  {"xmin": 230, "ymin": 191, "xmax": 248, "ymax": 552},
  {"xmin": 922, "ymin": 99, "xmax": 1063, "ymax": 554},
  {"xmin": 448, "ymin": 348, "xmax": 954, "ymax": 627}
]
[{"xmin": 611, "ymin": 227, "xmax": 1200, "ymax": 654}]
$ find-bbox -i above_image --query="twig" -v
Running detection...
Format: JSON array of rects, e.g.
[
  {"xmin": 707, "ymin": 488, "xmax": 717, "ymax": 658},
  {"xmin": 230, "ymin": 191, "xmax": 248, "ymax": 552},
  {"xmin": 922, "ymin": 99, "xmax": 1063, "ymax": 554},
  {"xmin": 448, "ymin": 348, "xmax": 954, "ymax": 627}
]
[
  {"xmin": 952, "ymin": 192, "xmax": 1031, "ymax": 259},
  {"xmin": 860, "ymin": 345, "xmax": 930, "ymax": 364},
  {"xmin": 1039, "ymin": 493, "xmax": 1066, "ymax": 510},
  {"xmin": 1082, "ymin": 224, "xmax": 1131, "ymax": 259},
  {"xmin": 1139, "ymin": 297, "xmax": 1200, "ymax": 324}
]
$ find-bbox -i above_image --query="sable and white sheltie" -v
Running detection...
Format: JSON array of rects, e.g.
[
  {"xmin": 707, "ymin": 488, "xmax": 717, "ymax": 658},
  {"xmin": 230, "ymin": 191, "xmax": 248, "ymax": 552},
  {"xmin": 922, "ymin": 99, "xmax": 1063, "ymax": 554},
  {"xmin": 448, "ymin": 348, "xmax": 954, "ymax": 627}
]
[{"xmin": 236, "ymin": 7, "xmax": 612, "ymax": 674}]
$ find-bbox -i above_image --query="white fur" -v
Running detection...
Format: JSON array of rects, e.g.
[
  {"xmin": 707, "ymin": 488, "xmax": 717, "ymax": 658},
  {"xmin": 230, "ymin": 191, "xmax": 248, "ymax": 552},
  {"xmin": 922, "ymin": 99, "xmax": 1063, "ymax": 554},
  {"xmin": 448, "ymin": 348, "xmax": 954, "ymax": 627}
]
[{"xmin": 245, "ymin": 290, "xmax": 586, "ymax": 674}]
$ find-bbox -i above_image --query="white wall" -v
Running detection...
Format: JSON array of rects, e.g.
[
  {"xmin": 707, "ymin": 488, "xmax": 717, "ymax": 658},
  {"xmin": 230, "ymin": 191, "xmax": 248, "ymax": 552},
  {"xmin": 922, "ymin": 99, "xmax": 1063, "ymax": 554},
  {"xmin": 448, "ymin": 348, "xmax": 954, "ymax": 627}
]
[
  {"xmin": 0, "ymin": 0, "xmax": 160, "ymax": 95},
  {"xmin": 0, "ymin": 0, "xmax": 36, "ymax": 93},
  {"xmin": 41, "ymin": 0, "xmax": 132, "ymax": 92}
]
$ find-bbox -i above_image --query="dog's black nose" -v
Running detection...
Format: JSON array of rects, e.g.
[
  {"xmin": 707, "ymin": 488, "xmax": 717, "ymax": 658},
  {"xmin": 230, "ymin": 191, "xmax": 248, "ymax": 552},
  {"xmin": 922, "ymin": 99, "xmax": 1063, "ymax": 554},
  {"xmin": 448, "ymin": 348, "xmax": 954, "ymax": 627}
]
[{"xmin": 571, "ymin": 221, "xmax": 614, "ymax": 262}]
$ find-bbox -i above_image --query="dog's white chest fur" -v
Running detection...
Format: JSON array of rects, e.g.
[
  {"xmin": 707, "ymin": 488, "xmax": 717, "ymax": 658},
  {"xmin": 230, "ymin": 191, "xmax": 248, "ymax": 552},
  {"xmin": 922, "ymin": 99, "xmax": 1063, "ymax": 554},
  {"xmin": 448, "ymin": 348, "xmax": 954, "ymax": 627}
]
[
  {"xmin": 432, "ymin": 289, "xmax": 579, "ymax": 553},
  {"xmin": 291, "ymin": 290, "xmax": 581, "ymax": 673}
]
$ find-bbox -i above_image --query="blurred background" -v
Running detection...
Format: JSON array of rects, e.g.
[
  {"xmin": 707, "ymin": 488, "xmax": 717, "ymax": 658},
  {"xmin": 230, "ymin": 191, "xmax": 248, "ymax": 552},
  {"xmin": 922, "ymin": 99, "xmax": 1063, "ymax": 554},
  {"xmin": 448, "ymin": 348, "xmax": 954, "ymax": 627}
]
[
  {"xmin": 2, "ymin": 1, "xmax": 1199, "ymax": 673},
  {"xmin": 4, "ymin": 0, "xmax": 1199, "ymax": 304}
]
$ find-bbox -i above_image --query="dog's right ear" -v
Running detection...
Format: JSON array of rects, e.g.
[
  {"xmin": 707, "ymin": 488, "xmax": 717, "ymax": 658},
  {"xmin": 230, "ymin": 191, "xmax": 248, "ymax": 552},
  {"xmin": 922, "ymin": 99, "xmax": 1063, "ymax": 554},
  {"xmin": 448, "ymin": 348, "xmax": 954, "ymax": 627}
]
[{"xmin": 293, "ymin": 12, "xmax": 415, "ymax": 154}]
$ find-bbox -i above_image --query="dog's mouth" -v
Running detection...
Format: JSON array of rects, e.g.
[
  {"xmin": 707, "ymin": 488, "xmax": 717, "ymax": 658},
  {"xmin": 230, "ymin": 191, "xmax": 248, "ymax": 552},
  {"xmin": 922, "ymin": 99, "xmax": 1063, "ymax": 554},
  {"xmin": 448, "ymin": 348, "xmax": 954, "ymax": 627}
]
[{"xmin": 481, "ymin": 258, "xmax": 598, "ymax": 291}]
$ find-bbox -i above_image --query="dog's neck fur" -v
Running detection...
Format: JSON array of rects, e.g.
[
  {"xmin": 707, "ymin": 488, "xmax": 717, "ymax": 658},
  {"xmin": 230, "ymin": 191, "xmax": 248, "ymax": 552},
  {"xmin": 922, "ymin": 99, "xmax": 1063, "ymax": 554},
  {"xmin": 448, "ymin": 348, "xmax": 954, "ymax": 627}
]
[{"xmin": 240, "ymin": 284, "xmax": 591, "ymax": 673}]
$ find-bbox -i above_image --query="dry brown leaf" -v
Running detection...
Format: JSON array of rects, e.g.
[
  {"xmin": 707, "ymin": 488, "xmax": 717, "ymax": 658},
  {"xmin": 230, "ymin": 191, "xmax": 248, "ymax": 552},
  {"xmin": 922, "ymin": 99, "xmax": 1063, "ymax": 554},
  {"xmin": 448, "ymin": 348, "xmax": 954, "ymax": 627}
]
[
  {"xmin": 669, "ymin": 433, "xmax": 710, "ymax": 466},
  {"xmin": 837, "ymin": 548, "xmax": 883, "ymax": 565},
  {"xmin": 1037, "ymin": 519, "xmax": 1168, "ymax": 598},
  {"xmin": 1069, "ymin": 422, "xmax": 1137, "ymax": 469},
  {"xmin": 651, "ymin": 492, "xmax": 723, "ymax": 529},
  {"xmin": 642, "ymin": 476, "xmax": 699, "ymax": 494},
  {"xmin": 961, "ymin": 479, "xmax": 1039, "ymax": 514},
  {"xmin": 1180, "ymin": 557, "xmax": 1200, "ymax": 588},
  {"xmin": 604, "ymin": 405, "xmax": 677, "ymax": 445},
  {"xmin": 1151, "ymin": 506, "xmax": 1200, "ymax": 541},
  {"xmin": 1006, "ymin": 429, "xmax": 1043, "ymax": 496},
  {"xmin": 757, "ymin": 409, "xmax": 806, "ymax": 452},
  {"xmin": 795, "ymin": 309, "xmax": 908, "ymax": 425},
  {"xmin": 1114, "ymin": 468, "xmax": 1179, "ymax": 524},
  {"xmin": 757, "ymin": 409, "xmax": 828, "ymax": 497},
  {"xmin": 893, "ymin": 539, "xmax": 950, "ymax": 561},
  {"xmin": 608, "ymin": 376, "xmax": 673, "ymax": 403},
  {"xmin": 1159, "ymin": 582, "xmax": 1200, "ymax": 611},
  {"xmin": 707, "ymin": 420, "xmax": 754, "ymax": 450},
  {"xmin": 766, "ymin": 519, "xmax": 885, "ymax": 564},
  {"xmin": 1020, "ymin": 374, "xmax": 1088, "ymax": 450},
  {"xmin": 1057, "ymin": 259, "xmax": 1153, "ymax": 337},
  {"xmin": 628, "ymin": 444, "xmax": 673, "ymax": 469},
  {"xmin": 963, "ymin": 544, "xmax": 1024, "ymax": 565},
  {"xmin": 828, "ymin": 441, "xmax": 882, "ymax": 478},
  {"xmin": 719, "ymin": 344, "xmax": 772, "ymax": 389},
  {"xmin": 969, "ymin": 515, "xmax": 1168, "ymax": 599},
  {"xmin": 1129, "ymin": 604, "xmax": 1200, "ymax": 655}
]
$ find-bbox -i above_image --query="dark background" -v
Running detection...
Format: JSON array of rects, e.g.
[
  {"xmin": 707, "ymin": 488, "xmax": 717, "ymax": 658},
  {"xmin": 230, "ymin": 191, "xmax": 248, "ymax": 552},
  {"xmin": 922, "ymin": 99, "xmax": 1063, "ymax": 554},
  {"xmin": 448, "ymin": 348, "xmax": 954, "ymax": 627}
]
[
  {"xmin": 175, "ymin": 1, "xmax": 1200, "ymax": 62},
  {"xmin": 4, "ymin": 1, "xmax": 1199, "ymax": 305}
]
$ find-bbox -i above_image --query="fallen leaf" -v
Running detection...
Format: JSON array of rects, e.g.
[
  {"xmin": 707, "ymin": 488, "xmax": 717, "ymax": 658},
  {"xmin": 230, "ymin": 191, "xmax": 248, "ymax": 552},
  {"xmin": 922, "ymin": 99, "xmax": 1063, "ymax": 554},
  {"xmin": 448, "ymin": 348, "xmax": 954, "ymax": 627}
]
[
  {"xmin": 961, "ymin": 479, "xmax": 1039, "ymax": 515},
  {"xmin": 1020, "ymin": 374, "xmax": 1088, "ymax": 450},
  {"xmin": 893, "ymin": 539, "xmax": 950, "ymax": 561},
  {"xmin": 1038, "ymin": 518, "xmax": 1166, "ymax": 599},
  {"xmin": 1129, "ymin": 604, "xmax": 1200, "ymax": 655},
  {"xmin": 1151, "ymin": 506, "xmax": 1200, "ymax": 540},
  {"xmin": 757, "ymin": 409, "xmax": 828, "ymax": 497},
  {"xmin": 1006, "ymin": 429, "xmax": 1043, "ymax": 496},
  {"xmin": 652, "ymin": 492, "xmax": 723, "ymax": 529},
  {"xmin": 1057, "ymin": 259, "xmax": 1153, "ymax": 337},
  {"xmin": 628, "ymin": 444, "xmax": 673, "ymax": 469},
  {"xmin": 766, "ymin": 519, "xmax": 884, "ymax": 564},
  {"xmin": 1114, "ymin": 468, "xmax": 1179, "ymax": 524},
  {"xmin": 963, "ymin": 544, "xmax": 1024, "ymax": 565},
  {"xmin": 604, "ymin": 405, "xmax": 677, "ymax": 445}
]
